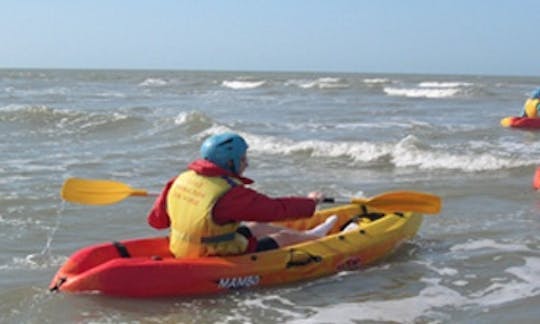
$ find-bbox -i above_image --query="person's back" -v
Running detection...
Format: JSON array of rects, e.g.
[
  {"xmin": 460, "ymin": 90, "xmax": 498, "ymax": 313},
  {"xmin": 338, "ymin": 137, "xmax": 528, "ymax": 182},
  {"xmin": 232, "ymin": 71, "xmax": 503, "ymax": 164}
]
[
  {"xmin": 167, "ymin": 168, "xmax": 248, "ymax": 258},
  {"xmin": 523, "ymin": 88, "xmax": 540, "ymax": 118}
]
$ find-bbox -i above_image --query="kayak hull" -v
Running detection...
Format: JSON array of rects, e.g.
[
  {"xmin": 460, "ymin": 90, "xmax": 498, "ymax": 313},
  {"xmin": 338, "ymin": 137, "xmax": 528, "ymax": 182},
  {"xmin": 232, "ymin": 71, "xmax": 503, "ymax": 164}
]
[
  {"xmin": 501, "ymin": 116, "xmax": 540, "ymax": 129},
  {"xmin": 50, "ymin": 204, "xmax": 423, "ymax": 298}
]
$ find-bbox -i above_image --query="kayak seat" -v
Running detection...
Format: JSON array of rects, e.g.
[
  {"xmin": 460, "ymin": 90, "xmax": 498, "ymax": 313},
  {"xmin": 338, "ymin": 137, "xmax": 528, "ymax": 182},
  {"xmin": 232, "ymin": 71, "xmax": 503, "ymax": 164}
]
[{"xmin": 339, "ymin": 205, "xmax": 389, "ymax": 231}]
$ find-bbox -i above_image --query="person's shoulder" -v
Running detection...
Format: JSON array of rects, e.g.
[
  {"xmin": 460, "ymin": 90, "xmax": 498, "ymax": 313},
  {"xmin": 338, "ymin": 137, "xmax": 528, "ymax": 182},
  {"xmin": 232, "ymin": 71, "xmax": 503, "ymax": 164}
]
[{"xmin": 234, "ymin": 175, "xmax": 254, "ymax": 185}]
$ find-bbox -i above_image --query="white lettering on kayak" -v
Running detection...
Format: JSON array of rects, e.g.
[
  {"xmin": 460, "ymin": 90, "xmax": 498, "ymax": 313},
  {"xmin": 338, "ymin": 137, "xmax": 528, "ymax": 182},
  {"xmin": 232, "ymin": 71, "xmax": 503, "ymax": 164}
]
[{"xmin": 218, "ymin": 275, "xmax": 260, "ymax": 289}]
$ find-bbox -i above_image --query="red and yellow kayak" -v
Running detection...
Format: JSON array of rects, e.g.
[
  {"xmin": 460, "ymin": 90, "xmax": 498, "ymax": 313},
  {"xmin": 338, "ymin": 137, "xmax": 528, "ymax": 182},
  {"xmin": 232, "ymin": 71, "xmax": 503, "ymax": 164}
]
[
  {"xmin": 49, "ymin": 204, "xmax": 423, "ymax": 298},
  {"xmin": 501, "ymin": 116, "xmax": 540, "ymax": 129}
]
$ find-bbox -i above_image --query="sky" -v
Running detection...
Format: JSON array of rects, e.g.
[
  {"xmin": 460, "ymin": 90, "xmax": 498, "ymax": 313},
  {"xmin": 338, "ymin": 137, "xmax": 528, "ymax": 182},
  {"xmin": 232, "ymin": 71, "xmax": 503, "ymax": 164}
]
[{"xmin": 1, "ymin": 0, "xmax": 539, "ymax": 76}]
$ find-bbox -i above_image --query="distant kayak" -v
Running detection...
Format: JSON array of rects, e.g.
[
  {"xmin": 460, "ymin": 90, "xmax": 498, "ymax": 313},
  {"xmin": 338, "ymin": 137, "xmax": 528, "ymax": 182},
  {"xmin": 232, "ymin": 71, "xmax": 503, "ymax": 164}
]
[
  {"xmin": 533, "ymin": 167, "xmax": 540, "ymax": 190},
  {"xmin": 500, "ymin": 116, "xmax": 540, "ymax": 129},
  {"xmin": 49, "ymin": 204, "xmax": 424, "ymax": 298}
]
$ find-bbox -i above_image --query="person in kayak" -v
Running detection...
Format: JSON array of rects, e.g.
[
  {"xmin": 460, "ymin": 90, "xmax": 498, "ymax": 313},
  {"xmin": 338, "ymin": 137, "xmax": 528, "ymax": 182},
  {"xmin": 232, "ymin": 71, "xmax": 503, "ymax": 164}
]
[
  {"xmin": 522, "ymin": 87, "xmax": 540, "ymax": 117},
  {"xmin": 147, "ymin": 132, "xmax": 337, "ymax": 258}
]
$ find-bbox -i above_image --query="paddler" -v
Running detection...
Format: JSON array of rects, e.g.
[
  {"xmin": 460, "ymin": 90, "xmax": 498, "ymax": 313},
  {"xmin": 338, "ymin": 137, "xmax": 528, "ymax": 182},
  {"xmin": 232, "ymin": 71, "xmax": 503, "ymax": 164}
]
[
  {"xmin": 522, "ymin": 88, "xmax": 540, "ymax": 118},
  {"xmin": 147, "ymin": 132, "xmax": 337, "ymax": 258}
]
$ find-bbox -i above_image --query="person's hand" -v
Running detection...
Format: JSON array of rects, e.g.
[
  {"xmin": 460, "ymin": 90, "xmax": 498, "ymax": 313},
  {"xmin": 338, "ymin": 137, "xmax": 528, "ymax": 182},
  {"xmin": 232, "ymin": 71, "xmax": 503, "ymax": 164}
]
[{"xmin": 307, "ymin": 191, "xmax": 325, "ymax": 203}]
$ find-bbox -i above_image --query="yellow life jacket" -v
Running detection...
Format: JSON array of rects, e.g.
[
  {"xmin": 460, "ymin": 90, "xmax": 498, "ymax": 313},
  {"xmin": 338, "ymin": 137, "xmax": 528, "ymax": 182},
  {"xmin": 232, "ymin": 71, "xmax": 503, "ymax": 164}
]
[
  {"xmin": 166, "ymin": 170, "xmax": 248, "ymax": 258},
  {"xmin": 524, "ymin": 98, "xmax": 540, "ymax": 118}
]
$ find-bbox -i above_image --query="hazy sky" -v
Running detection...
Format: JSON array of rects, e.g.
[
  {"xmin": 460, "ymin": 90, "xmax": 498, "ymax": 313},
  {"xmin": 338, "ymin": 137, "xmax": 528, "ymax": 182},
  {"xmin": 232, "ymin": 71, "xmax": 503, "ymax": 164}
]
[{"xmin": 2, "ymin": 0, "xmax": 539, "ymax": 76}]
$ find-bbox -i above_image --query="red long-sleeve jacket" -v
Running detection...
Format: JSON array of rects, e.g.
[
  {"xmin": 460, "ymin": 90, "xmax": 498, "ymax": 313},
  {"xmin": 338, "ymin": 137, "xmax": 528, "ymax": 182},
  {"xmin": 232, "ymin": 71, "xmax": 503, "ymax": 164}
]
[{"xmin": 147, "ymin": 159, "xmax": 317, "ymax": 229}]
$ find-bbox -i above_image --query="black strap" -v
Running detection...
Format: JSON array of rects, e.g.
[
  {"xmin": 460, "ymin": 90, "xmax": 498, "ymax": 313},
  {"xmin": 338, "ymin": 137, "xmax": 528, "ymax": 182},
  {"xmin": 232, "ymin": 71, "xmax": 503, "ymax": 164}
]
[
  {"xmin": 200, "ymin": 232, "xmax": 236, "ymax": 244},
  {"xmin": 112, "ymin": 241, "xmax": 131, "ymax": 258},
  {"xmin": 221, "ymin": 176, "xmax": 238, "ymax": 187}
]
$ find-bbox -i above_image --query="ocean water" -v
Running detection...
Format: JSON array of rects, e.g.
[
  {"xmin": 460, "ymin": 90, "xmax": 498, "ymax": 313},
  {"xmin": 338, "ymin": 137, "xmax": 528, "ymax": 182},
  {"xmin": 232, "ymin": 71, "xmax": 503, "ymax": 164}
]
[{"xmin": 1, "ymin": 69, "xmax": 540, "ymax": 323}]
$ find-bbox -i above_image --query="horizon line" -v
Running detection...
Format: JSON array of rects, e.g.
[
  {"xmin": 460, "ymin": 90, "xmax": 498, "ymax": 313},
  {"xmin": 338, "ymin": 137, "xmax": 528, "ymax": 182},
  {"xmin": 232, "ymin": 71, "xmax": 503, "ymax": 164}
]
[{"xmin": 0, "ymin": 66, "xmax": 539, "ymax": 79}]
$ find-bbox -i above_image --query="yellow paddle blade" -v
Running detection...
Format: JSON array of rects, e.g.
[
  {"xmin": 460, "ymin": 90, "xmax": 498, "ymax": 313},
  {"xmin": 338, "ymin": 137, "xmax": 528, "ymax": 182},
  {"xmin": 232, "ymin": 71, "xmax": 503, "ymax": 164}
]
[
  {"xmin": 61, "ymin": 178, "xmax": 149, "ymax": 205},
  {"xmin": 351, "ymin": 190, "xmax": 442, "ymax": 214}
]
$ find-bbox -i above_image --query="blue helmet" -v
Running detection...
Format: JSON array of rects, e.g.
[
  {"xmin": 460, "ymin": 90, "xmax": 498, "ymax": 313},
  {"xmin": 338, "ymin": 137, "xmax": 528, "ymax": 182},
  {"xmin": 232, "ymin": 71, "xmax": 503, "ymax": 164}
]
[
  {"xmin": 200, "ymin": 133, "xmax": 248, "ymax": 173},
  {"xmin": 532, "ymin": 88, "xmax": 540, "ymax": 99}
]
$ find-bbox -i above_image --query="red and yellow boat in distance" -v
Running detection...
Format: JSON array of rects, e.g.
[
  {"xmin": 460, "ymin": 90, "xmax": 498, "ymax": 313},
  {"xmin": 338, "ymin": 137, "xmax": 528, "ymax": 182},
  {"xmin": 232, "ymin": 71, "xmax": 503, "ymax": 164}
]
[
  {"xmin": 49, "ymin": 203, "xmax": 424, "ymax": 298},
  {"xmin": 533, "ymin": 167, "xmax": 540, "ymax": 190},
  {"xmin": 501, "ymin": 116, "xmax": 540, "ymax": 129}
]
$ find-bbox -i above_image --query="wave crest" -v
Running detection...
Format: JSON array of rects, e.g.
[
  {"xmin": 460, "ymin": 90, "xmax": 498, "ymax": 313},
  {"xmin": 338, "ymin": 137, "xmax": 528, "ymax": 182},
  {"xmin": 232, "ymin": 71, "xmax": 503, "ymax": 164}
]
[
  {"xmin": 139, "ymin": 78, "xmax": 168, "ymax": 87},
  {"xmin": 384, "ymin": 80, "xmax": 474, "ymax": 98},
  {"xmin": 222, "ymin": 80, "xmax": 266, "ymax": 90},
  {"xmin": 0, "ymin": 104, "xmax": 141, "ymax": 135},
  {"xmin": 384, "ymin": 87, "xmax": 460, "ymax": 98},
  {"xmin": 198, "ymin": 128, "xmax": 531, "ymax": 172},
  {"xmin": 285, "ymin": 77, "xmax": 349, "ymax": 89}
]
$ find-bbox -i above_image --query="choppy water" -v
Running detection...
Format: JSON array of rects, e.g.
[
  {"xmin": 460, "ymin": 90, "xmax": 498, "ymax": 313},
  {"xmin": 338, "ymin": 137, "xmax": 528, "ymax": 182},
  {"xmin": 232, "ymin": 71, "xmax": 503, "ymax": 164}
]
[{"xmin": 1, "ymin": 69, "xmax": 540, "ymax": 323}]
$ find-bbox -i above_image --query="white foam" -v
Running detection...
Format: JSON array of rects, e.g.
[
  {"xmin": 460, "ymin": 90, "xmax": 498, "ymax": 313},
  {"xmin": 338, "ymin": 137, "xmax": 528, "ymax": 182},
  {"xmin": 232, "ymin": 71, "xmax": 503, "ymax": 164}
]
[
  {"xmin": 334, "ymin": 120, "xmax": 430, "ymax": 130},
  {"xmin": 94, "ymin": 91, "xmax": 126, "ymax": 98},
  {"xmin": 0, "ymin": 104, "xmax": 17, "ymax": 111},
  {"xmin": 415, "ymin": 260, "xmax": 459, "ymax": 277},
  {"xmin": 393, "ymin": 148, "xmax": 529, "ymax": 171},
  {"xmin": 0, "ymin": 104, "xmax": 46, "ymax": 112},
  {"xmin": 290, "ymin": 278, "xmax": 467, "ymax": 324},
  {"xmin": 0, "ymin": 215, "xmax": 38, "ymax": 227},
  {"xmin": 75, "ymin": 112, "xmax": 129, "ymax": 130},
  {"xmin": 247, "ymin": 136, "xmax": 390, "ymax": 163},
  {"xmin": 285, "ymin": 77, "xmax": 348, "ymax": 89},
  {"xmin": 173, "ymin": 111, "xmax": 212, "ymax": 126},
  {"xmin": 383, "ymin": 80, "xmax": 473, "ymax": 98},
  {"xmin": 198, "ymin": 128, "xmax": 536, "ymax": 172},
  {"xmin": 450, "ymin": 239, "xmax": 530, "ymax": 253},
  {"xmin": 6, "ymin": 87, "xmax": 69, "ymax": 97},
  {"xmin": 452, "ymin": 280, "xmax": 469, "ymax": 287},
  {"xmin": 384, "ymin": 87, "xmax": 460, "ymax": 98},
  {"xmin": 319, "ymin": 77, "xmax": 340, "ymax": 83},
  {"xmin": 221, "ymin": 80, "xmax": 266, "ymax": 90},
  {"xmin": 288, "ymin": 257, "xmax": 540, "ymax": 323},
  {"xmin": 392, "ymin": 136, "xmax": 534, "ymax": 171},
  {"xmin": 0, "ymin": 253, "xmax": 67, "ymax": 270},
  {"xmin": 174, "ymin": 112, "xmax": 191, "ymax": 125},
  {"xmin": 240, "ymin": 294, "xmax": 308, "ymax": 319},
  {"xmin": 507, "ymin": 257, "xmax": 540, "ymax": 283},
  {"xmin": 0, "ymin": 104, "xmax": 131, "ymax": 135},
  {"xmin": 418, "ymin": 81, "xmax": 473, "ymax": 88},
  {"xmin": 285, "ymin": 79, "xmax": 318, "ymax": 89},
  {"xmin": 138, "ymin": 78, "xmax": 168, "ymax": 87},
  {"xmin": 471, "ymin": 257, "xmax": 540, "ymax": 307},
  {"xmin": 363, "ymin": 78, "xmax": 391, "ymax": 84}
]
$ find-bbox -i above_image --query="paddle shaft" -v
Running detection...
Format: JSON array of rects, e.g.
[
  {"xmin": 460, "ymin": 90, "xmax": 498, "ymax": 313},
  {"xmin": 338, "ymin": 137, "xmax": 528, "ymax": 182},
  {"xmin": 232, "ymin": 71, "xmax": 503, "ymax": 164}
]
[
  {"xmin": 322, "ymin": 198, "xmax": 348, "ymax": 204},
  {"xmin": 61, "ymin": 178, "xmax": 441, "ymax": 213}
]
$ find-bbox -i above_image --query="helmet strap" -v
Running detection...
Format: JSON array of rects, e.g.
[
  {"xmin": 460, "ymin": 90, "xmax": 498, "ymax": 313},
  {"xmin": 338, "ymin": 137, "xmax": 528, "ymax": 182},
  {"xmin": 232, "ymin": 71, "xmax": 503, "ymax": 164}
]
[{"xmin": 227, "ymin": 160, "xmax": 237, "ymax": 174}]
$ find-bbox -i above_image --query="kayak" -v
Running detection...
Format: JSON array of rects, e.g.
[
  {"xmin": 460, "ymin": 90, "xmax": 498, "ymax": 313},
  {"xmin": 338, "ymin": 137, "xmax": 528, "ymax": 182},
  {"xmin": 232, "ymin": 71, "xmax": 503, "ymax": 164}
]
[
  {"xmin": 533, "ymin": 167, "xmax": 540, "ymax": 190},
  {"xmin": 500, "ymin": 116, "xmax": 540, "ymax": 129},
  {"xmin": 49, "ymin": 203, "xmax": 423, "ymax": 298}
]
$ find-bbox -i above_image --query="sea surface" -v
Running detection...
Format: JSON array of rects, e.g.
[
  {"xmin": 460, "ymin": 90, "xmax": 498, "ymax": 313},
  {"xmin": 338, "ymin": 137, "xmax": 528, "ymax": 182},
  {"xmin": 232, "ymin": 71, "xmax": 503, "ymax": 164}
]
[{"xmin": 1, "ymin": 69, "xmax": 540, "ymax": 323}]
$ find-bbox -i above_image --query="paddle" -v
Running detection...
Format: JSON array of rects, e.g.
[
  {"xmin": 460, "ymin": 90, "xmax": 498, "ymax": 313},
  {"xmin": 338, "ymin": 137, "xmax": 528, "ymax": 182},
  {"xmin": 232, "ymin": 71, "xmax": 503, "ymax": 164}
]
[
  {"xmin": 61, "ymin": 177, "xmax": 157, "ymax": 205},
  {"xmin": 323, "ymin": 190, "xmax": 441, "ymax": 214},
  {"xmin": 62, "ymin": 178, "xmax": 442, "ymax": 214}
]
